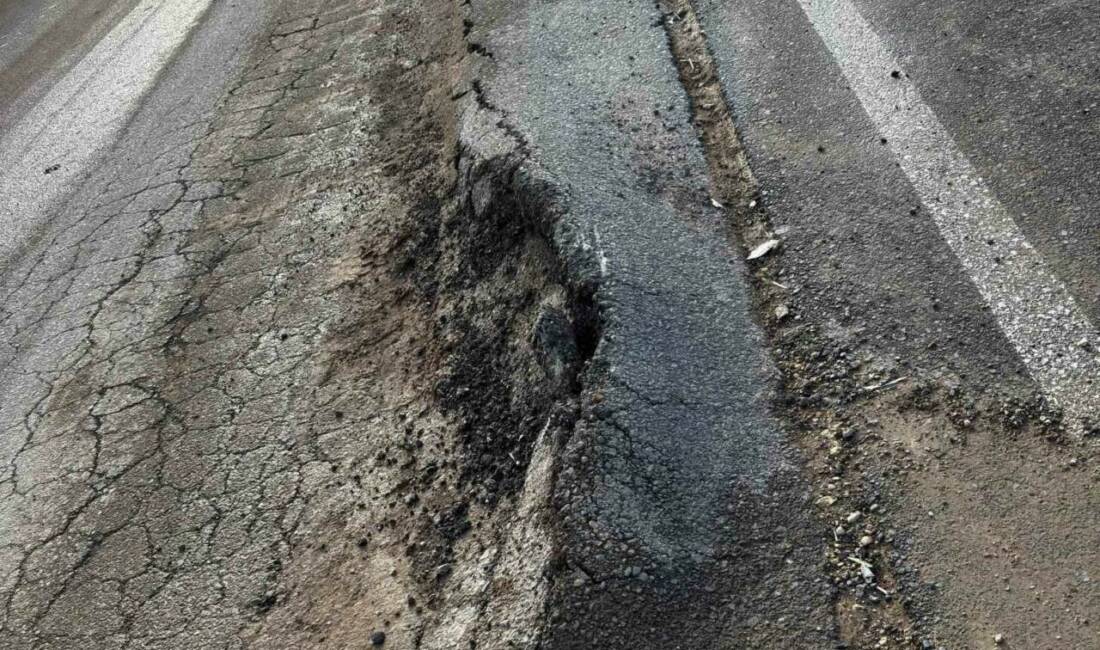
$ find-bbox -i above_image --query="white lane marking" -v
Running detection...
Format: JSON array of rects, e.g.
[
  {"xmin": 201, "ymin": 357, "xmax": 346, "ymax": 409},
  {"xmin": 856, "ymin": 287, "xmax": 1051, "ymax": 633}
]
[
  {"xmin": 0, "ymin": 0, "xmax": 215, "ymax": 265},
  {"xmin": 796, "ymin": 0, "xmax": 1100, "ymax": 432}
]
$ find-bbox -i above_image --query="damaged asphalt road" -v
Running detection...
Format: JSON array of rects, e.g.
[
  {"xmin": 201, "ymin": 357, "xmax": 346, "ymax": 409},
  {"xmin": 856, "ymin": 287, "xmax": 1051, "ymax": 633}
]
[
  {"xmin": 0, "ymin": 0, "xmax": 1097, "ymax": 648},
  {"xmin": 460, "ymin": 0, "xmax": 834, "ymax": 646}
]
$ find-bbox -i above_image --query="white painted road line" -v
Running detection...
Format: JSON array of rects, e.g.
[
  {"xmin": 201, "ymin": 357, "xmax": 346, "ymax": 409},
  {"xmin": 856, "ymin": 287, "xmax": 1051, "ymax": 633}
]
[
  {"xmin": 0, "ymin": 0, "xmax": 215, "ymax": 266},
  {"xmin": 796, "ymin": 0, "xmax": 1100, "ymax": 432}
]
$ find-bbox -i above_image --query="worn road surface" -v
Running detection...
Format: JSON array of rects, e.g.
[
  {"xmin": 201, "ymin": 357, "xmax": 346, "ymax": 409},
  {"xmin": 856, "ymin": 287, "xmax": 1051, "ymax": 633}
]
[{"xmin": 0, "ymin": 0, "xmax": 1096, "ymax": 648}]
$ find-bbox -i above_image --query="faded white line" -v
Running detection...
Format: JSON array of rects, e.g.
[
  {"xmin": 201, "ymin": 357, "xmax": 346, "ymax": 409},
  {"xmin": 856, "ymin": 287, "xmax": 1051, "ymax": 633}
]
[
  {"xmin": 0, "ymin": 0, "xmax": 215, "ymax": 265},
  {"xmin": 796, "ymin": 0, "xmax": 1100, "ymax": 431}
]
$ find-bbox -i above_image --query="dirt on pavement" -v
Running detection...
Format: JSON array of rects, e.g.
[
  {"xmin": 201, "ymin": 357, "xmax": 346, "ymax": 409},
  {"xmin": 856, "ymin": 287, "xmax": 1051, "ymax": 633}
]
[
  {"xmin": 0, "ymin": 0, "xmax": 576, "ymax": 646},
  {"xmin": 1, "ymin": 0, "xmax": 1095, "ymax": 648}
]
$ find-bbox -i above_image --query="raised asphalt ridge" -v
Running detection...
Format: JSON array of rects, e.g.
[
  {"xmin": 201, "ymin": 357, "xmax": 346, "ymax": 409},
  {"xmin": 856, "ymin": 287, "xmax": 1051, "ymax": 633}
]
[{"xmin": 465, "ymin": 0, "xmax": 834, "ymax": 645}]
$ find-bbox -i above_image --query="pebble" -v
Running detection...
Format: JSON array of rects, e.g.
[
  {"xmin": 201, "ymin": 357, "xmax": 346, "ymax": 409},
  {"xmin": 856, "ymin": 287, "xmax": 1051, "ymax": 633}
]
[
  {"xmin": 371, "ymin": 631, "xmax": 386, "ymax": 646},
  {"xmin": 846, "ymin": 511, "xmax": 862, "ymax": 524},
  {"xmin": 993, "ymin": 633, "xmax": 1004, "ymax": 644},
  {"xmin": 859, "ymin": 535, "xmax": 873, "ymax": 547}
]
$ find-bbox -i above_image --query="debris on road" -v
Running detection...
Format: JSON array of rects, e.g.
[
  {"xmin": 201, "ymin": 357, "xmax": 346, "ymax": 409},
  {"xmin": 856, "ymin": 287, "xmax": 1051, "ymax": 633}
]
[
  {"xmin": 849, "ymin": 557, "xmax": 875, "ymax": 581},
  {"xmin": 747, "ymin": 238, "xmax": 780, "ymax": 260},
  {"xmin": 862, "ymin": 376, "xmax": 908, "ymax": 393}
]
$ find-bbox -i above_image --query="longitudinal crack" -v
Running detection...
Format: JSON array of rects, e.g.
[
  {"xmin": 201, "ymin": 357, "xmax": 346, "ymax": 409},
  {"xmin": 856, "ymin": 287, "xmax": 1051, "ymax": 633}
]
[
  {"xmin": 656, "ymin": 1, "xmax": 923, "ymax": 646},
  {"xmin": 656, "ymin": 0, "xmax": 755, "ymax": 211}
]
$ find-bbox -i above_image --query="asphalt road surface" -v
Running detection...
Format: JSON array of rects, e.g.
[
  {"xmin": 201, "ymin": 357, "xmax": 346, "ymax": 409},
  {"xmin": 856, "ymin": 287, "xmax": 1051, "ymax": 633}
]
[
  {"xmin": 697, "ymin": 0, "xmax": 1100, "ymax": 430},
  {"xmin": 695, "ymin": 0, "xmax": 1100, "ymax": 646},
  {"xmin": 0, "ymin": 0, "xmax": 1096, "ymax": 648}
]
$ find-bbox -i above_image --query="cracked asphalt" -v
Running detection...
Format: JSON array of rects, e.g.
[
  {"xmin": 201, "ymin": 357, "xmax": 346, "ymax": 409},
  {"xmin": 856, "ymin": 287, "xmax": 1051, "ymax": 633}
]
[
  {"xmin": 1, "ymin": 0, "xmax": 1097, "ymax": 648},
  {"xmin": 0, "ymin": 1, "xmax": 407, "ymax": 646},
  {"xmin": 0, "ymin": 0, "xmax": 598, "ymax": 646}
]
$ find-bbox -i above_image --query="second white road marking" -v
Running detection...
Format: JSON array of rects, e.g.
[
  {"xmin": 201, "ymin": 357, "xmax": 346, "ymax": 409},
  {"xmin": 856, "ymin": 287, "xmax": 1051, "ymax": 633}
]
[
  {"xmin": 796, "ymin": 0, "xmax": 1100, "ymax": 432},
  {"xmin": 0, "ymin": 0, "xmax": 216, "ymax": 266}
]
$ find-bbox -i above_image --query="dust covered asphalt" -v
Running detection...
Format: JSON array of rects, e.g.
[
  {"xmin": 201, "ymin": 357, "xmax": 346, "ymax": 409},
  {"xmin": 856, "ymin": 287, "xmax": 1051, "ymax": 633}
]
[{"xmin": 0, "ymin": 0, "xmax": 1096, "ymax": 649}]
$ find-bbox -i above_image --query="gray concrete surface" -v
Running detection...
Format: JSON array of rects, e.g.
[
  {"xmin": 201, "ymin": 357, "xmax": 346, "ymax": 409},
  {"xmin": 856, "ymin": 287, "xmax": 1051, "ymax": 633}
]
[
  {"xmin": 693, "ymin": 0, "xmax": 1100, "ymax": 646},
  {"xmin": 796, "ymin": 0, "xmax": 1100, "ymax": 431},
  {"xmin": 695, "ymin": 0, "xmax": 1026, "ymax": 398},
  {"xmin": 853, "ymin": 0, "xmax": 1100, "ymax": 326}
]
